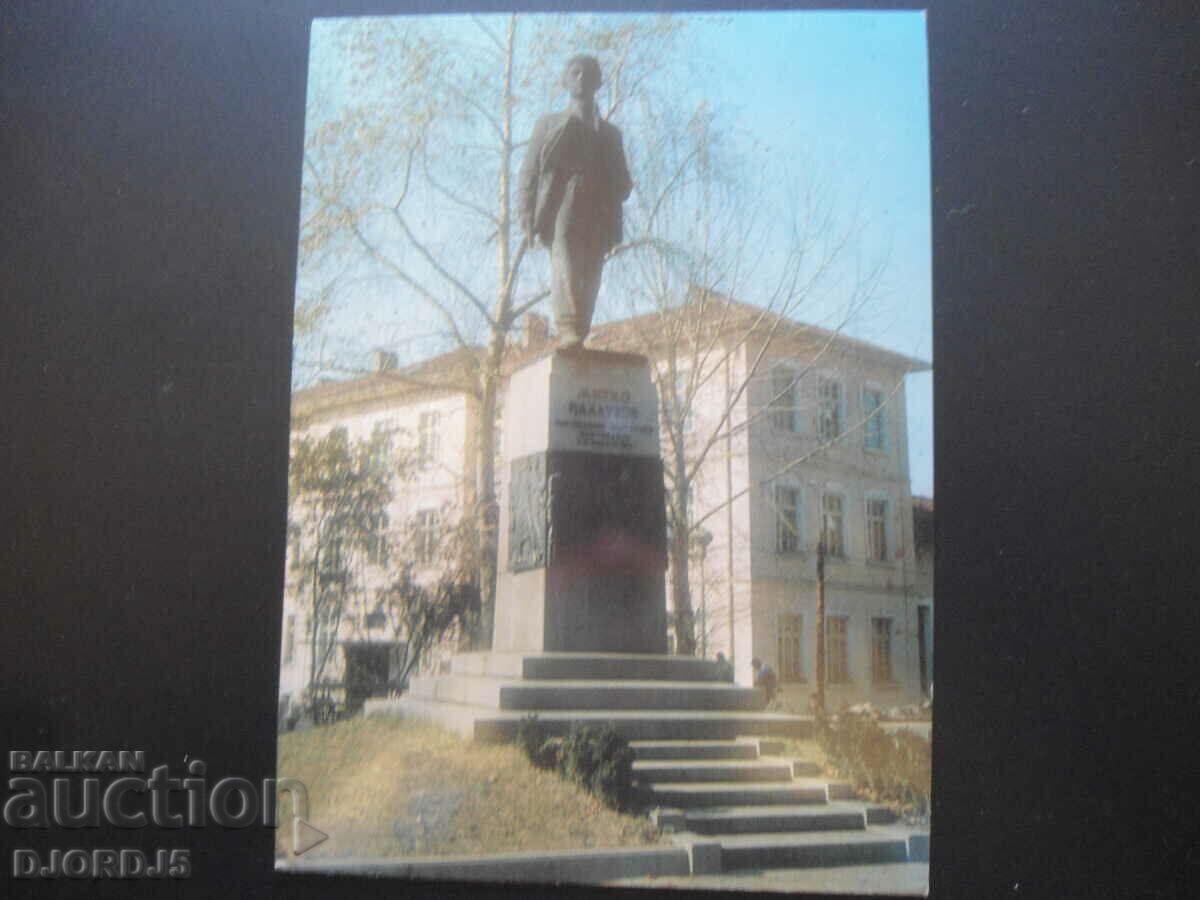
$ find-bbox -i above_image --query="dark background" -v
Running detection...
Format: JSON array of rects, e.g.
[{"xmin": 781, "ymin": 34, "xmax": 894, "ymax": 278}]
[{"xmin": 3, "ymin": 1, "xmax": 1199, "ymax": 897}]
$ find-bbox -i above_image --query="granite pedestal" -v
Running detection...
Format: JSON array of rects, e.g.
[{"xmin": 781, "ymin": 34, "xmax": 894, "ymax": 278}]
[{"xmin": 494, "ymin": 348, "xmax": 668, "ymax": 654}]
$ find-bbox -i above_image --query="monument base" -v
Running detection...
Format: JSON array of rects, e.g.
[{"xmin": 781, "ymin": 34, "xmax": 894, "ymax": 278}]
[
  {"xmin": 374, "ymin": 650, "xmax": 802, "ymax": 743},
  {"xmin": 495, "ymin": 348, "xmax": 668, "ymax": 654}
]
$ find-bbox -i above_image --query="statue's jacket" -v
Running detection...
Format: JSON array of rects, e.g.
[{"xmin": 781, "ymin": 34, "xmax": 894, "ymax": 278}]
[{"xmin": 518, "ymin": 111, "xmax": 633, "ymax": 254}]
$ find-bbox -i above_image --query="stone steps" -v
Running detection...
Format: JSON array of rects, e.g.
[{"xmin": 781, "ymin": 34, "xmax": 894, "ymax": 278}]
[
  {"xmin": 649, "ymin": 781, "xmax": 832, "ymax": 808},
  {"xmin": 632, "ymin": 760, "xmax": 794, "ymax": 783},
  {"xmin": 629, "ymin": 739, "xmax": 760, "ymax": 761},
  {"xmin": 715, "ymin": 829, "xmax": 914, "ymax": 870},
  {"xmin": 375, "ymin": 696, "xmax": 812, "ymax": 742},
  {"xmin": 680, "ymin": 803, "xmax": 872, "ymax": 835},
  {"xmin": 451, "ymin": 651, "xmax": 728, "ymax": 682},
  {"xmin": 366, "ymin": 650, "xmax": 928, "ymax": 883},
  {"xmin": 408, "ymin": 675, "xmax": 762, "ymax": 711},
  {"xmin": 639, "ymin": 738, "xmax": 927, "ymax": 879}
]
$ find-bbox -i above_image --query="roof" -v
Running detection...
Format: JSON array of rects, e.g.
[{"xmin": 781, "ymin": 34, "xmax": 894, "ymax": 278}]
[
  {"xmin": 292, "ymin": 292, "xmax": 931, "ymax": 419},
  {"xmin": 589, "ymin": 292, "xmax": 931, "ymax": 374},
  {"xmin": 292, "ymin": 346, "xmax": 479, "ymax": 421}
]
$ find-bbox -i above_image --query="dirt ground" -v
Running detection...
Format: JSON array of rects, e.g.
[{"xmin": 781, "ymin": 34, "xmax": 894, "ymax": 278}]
[{"xmin": 275, "ymin": 716, "xmax": 662, "ymax": 859}]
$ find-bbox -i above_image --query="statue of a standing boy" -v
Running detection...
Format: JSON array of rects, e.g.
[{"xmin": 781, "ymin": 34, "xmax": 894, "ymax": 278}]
[{"xmin": 519, "ymin": 55, "xmax": 633, "ymax": 349}]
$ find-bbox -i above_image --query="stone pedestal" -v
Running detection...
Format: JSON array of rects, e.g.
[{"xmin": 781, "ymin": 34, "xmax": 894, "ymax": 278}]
[{"xmin": 494, "ymin": 348, "xmax": 668, "ymax": 654}]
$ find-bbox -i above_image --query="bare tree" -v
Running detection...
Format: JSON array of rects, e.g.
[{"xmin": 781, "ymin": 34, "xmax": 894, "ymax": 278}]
[
  {"xmin": 379, "ymin": 511, "xmax": 479, "ymax": 687},
  {"xmin": 593, "ymin": 95, "xmax": 896, "ymax": 657},
  {"xmin": 287, "ymin": 426, "xmax": 397, "ymax": 718}
]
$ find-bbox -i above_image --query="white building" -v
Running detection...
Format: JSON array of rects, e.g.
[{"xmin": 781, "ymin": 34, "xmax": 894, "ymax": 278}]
[
  {"xmin": 278, "ymin": 347, "xmax": 479, "ymax": 718},
  {"xmin": 278, "ymin": 298, "xmax": 932, "ymax": 718}
]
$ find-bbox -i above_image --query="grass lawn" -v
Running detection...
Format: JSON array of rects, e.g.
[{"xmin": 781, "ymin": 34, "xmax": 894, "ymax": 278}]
[{"xmin": 275, "ymin": 716, "xmax": 663, "ymax": 860}]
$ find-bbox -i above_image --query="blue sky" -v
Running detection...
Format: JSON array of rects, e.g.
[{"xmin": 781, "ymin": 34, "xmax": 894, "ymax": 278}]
[
  {"xmin": 305, "ymin": 11, "xmax": 932, "ymax": 495},
  {"xmin": 692, "ymin": 12, "xmax": 932, "ymax": 496}
]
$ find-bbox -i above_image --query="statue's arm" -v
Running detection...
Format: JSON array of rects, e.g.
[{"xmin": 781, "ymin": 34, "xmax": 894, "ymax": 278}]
[{"xmin": 518, "ymin": 116, "xmax": 548, "ymax": 238}]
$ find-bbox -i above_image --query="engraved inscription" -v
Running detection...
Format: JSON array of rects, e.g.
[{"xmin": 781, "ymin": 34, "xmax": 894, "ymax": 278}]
[{"xmin": 551, "ymin": 385, "xmax": 655, "ymax": 452}]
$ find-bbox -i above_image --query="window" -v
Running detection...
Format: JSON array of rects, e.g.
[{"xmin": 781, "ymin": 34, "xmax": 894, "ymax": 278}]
[
  {"xmin": 366, "ymin": 513, "xmax": 389, "ymax": 566},
  {"xmin": 283, "ymin": 614, "xmax": 296, "ymax": 664},
  {"xmin": 817, "ymin": 376, "xmax": 843, "ymax": 441},
  {"xmin": 774, "ymin": 485, "xmax": 802, "ymax": 554},
  {"xmin": 866, "ymin": 496, "xmax": 890, "ymax": 561},
  {"xmin": 770, "ymin": 366, "xmax": 800, "ymax": 432},
  {"xmin": 871, "ymin": 617, "xmax": 894, "ymax": 683},
  {"xmin": 821, "ymin": 493, "xmax": 845, "ymax": 558},
  {"xmin": 826, "ymin": 615, "xmax": 850, "ymax": 683},
  {"xmin": 413, "ymin": 509, "xmax": 439, "ymax": 565},
  {"xmin": 778, "ymin": 613, "xmax": 804, "ymax": 681},
  {"xmin": 418, "ymin": 411, "xmax": 441, "ymax": 466},
  {"xmin": 862, "ymin": 387, "xmax": 887, "ymax": 451}
]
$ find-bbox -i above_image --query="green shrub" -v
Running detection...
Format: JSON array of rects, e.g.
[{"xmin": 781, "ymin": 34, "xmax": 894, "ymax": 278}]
[
  {"xmin": 515, "ymin": 718, "xmax": 637, "ymax": 810},
  {"xmin": 816, "ymin": 710, "xmax": 931, "ymax": 822},
  {"xmin": 562, "ymin": 724, "xmax": 635, "ymax": 810},
  {"xmin": 515, "ymin": 714, "xmax": 560, "ymax": 770}
]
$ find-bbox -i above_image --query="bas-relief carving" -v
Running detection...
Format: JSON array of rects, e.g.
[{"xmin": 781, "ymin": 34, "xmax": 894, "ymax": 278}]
[
  {"xmin": 508, "ymin": 454, "xmax": 547, "ymax": 572},
  {"xmin": 508, "ymin": 451, "xmax": 667, "ymax": 575}
]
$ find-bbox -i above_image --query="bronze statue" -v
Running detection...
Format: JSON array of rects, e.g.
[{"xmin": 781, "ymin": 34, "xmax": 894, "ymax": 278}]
[{"xmin": 518, "ymin": 55, "xmax": 633, "ymax": 349}]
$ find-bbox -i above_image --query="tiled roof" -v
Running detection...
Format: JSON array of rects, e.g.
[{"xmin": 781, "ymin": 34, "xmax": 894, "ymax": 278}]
[
  {"xmin": 590, "ymin": 291, "xmax": 931, "ymax": 373},
  {"xmin": 292, "ymin": 292, "xmax": 930, "ymax": 417}
]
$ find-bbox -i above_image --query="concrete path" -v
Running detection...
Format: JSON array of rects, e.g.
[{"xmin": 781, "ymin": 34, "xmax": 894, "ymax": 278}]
[{"xmin": 614, "ymin": 860, "xmax": 929, "ymax": 894}]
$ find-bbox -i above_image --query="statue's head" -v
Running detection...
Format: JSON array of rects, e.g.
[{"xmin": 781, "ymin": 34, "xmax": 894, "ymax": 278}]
[{"xmin": 563, "ymin": 54, "xmax": 602, "ymax": 99}]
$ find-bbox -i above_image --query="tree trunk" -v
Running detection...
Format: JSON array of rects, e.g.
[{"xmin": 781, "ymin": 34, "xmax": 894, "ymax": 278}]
[
  {"xmin": 474, "ymin": 15, "xmax": 518, "ymax": 650},
  {"xmin": 476, "ymin": 365, "xmax": 500, "ymax": 650},
  {"xmin": 669, "ymin": 454, "xmax": 697, "ymax": 656}
]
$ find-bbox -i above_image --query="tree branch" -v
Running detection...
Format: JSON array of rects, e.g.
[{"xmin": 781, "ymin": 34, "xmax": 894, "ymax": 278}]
[
  {"xmin": 388, "ymin": 210, "xmax": 497, "ymax": 328},
  {"xmin": 347, "ymin": 220, "xmax": 476, "ymax": 352},
  {"xmin": 419, "ymin": 148, "xmax": 503, "ymax": 226}
]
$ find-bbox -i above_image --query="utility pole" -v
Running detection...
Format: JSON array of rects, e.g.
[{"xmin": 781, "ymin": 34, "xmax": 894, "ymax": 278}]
[{"xmin": 815, "ymin": 529, "xmax": 827, "ymax": 715}]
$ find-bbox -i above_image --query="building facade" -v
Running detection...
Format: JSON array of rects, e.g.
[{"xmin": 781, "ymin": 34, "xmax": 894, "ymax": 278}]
[
  {"xmin": 278, "ymin": 300, "xmax": 932, "ymax": 718},
  {"xmin": 278, "ymin": 349, "xmax": 479, "ymax": 718}
]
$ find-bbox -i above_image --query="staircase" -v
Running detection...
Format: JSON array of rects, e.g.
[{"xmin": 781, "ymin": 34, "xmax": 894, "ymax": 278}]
[
  {"xmin": 372, "ymin": 651, "xmax": 813, "ymax": 742},
  {"xmin": 364, "ymin": 651, "xmax": 928, "ymax": 877},
  {"xmin": 634, "ymin": 737, "xmax": 927, "ymax": 873}
]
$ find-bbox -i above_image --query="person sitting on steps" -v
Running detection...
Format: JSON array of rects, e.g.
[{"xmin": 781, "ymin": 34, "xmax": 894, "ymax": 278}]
[
  {"xmin": 713, "ymin": 651, "xmax": 733, "ymax": 682},
  {"xmin": 751, "ymin": 657, "xmax": 779, "ymax": 708}
]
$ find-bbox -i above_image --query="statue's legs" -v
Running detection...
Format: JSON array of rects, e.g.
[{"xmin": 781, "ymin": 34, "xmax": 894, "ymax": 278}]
[
  {"xmin": 550, "ymin": 241, "xmax": 603, "ymax": 347},
  {"xmin": 550, "ymin": 179, "xmax": 605, "ymax": 347}
]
